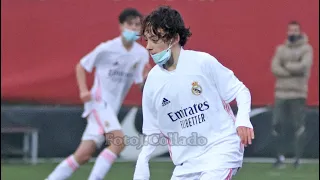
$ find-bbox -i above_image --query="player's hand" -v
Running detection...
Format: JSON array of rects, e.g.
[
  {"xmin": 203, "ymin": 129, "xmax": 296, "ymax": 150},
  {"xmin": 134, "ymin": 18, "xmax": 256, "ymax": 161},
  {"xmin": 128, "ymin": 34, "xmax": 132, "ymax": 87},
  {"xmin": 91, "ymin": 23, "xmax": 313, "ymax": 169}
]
[
  {"xmin": 80, "ymin": 91, "xmax": 91, "ymax": 102},
  {"xmin": 236, "ymin": 126, "xmax": 254, "ymax": 147}
]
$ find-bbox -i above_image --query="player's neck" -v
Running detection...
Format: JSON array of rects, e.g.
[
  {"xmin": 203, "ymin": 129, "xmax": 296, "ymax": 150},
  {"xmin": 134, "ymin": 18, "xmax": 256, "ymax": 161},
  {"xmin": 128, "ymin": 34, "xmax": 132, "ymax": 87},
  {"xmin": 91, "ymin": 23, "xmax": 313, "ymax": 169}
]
[
  {"xmin": 164, "ymin": 46, "xmax": 181, "ymax": 71},
  {"xmin": 121, "ymin": 36, "xmax": 134, "ymax": 51}
]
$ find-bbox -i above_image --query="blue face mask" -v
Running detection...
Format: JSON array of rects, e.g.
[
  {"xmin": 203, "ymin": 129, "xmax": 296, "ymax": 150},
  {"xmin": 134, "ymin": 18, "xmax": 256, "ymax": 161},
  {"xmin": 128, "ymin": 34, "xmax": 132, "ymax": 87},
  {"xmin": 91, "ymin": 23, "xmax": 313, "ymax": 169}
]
[
  {"xmin": 122, "ymin": 29, "xmax": 140, "ymax": 42},
  {"xmin": 151, "ymin": 44, "xmax": 173, "ymax": 66}
]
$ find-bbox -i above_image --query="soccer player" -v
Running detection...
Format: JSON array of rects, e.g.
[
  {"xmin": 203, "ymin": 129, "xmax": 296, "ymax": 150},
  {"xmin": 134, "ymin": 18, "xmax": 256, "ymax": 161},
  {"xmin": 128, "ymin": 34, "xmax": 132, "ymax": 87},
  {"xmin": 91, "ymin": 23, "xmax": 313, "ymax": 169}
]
[
  {"xmin": 133, "ymin": 6, "xmax": 254, "ymax": 180},
  {"xmin": 46, "ymin": 8, "xmax": 149, "ymax": 180}
]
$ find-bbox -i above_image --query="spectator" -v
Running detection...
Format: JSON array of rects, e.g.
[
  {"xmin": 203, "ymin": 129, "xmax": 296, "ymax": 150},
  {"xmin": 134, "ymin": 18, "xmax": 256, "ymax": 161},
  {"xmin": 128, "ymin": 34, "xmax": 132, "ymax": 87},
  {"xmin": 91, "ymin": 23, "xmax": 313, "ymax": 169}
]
[{"xmin": 271, "ymin": 20, "xmax": 313, "ymax": 169}]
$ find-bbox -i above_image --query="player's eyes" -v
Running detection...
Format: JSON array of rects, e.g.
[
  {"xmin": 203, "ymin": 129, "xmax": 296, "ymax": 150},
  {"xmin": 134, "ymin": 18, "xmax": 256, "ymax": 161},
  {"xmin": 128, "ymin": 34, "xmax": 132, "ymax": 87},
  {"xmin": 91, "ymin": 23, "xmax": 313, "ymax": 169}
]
[
  {"xmin": 143, "ymin": 38, "xmax": 158, "ymax": 43},
  {"xmin": 151, "ymin": 39, "xmax": 159, "ymax": 43}
]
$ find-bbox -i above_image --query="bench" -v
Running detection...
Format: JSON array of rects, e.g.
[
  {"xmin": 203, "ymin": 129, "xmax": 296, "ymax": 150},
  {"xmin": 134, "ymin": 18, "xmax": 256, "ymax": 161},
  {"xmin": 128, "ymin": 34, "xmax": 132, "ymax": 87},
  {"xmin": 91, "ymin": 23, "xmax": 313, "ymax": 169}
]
[{"xmin": 1, "ymin": 127, "xmax": 39, "ymax": 164}]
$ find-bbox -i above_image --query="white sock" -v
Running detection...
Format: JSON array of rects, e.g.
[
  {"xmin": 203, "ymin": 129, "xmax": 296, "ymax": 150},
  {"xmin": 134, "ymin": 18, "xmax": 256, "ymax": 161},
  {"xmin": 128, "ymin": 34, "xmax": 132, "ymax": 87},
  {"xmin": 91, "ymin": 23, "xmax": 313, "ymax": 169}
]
[
  {"xmin": 47, "ymin": 155, "xmax": 79, "ymax": 180},
  {"xmin": 88, "ymin": 148, "xmax": 117, "ymax": 180}
]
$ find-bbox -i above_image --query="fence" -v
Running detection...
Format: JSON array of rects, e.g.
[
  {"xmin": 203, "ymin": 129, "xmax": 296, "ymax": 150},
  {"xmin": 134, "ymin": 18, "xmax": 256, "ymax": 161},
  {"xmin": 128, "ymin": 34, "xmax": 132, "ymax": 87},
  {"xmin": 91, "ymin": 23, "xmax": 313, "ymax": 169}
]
[{"xmin": 1, "ymin": 104, "xmax": 318, "ymax": 164}]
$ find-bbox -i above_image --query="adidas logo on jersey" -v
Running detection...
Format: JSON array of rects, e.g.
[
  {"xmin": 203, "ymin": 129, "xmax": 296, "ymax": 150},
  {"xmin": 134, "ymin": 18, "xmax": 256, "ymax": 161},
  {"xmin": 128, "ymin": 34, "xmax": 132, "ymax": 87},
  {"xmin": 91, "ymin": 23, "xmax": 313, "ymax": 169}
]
[{"xmin": 162, "ymin": 98, "xmax": 170, "ymax": 106}]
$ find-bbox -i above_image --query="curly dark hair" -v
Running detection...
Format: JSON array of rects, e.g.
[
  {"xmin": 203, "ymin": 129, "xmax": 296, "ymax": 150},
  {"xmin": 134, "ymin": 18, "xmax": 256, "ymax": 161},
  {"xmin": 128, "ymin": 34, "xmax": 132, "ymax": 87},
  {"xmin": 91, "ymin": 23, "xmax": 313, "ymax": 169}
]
[{"xmin": 142, "ymin": 6, "xmax": 192, "ymax": 46}]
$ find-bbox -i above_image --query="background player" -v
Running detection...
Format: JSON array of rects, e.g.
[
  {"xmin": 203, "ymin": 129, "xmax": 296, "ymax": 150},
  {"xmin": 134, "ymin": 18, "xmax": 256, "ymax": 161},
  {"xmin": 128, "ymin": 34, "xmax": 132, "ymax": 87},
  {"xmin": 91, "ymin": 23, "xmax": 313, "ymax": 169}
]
[
  {"xmin": 133, "ymin": 6, "xmax": 254, "ymax": 180},
  {"xmin": 47, "ymin": 8, "xmax": 149, "ymax": 180}
]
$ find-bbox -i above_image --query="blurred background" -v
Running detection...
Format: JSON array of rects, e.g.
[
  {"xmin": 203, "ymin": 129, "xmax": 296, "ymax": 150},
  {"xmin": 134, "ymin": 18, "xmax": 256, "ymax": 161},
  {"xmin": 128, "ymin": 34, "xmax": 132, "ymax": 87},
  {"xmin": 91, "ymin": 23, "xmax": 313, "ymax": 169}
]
[{"xmin": 1, "ymin": 0, "xmax": 319, "ymax": 179}]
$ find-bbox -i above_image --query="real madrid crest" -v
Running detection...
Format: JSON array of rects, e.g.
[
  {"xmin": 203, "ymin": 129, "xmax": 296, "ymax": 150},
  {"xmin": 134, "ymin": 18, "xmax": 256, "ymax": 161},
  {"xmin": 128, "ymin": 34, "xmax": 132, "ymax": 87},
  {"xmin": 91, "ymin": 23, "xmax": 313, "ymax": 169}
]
[{"xmin": 191, "ymin": 81, "xmax": 202, "ymax": 95}]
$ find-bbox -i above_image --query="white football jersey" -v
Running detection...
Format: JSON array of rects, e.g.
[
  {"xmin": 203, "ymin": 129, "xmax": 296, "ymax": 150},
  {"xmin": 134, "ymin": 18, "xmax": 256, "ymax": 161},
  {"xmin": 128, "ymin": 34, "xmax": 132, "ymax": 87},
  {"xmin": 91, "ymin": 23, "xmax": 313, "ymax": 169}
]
[
  {"xmin": 141, "ymin": 48, "xmax": 251, "ymax": 176},
  {"xmin": 80, "ymin": 37, "xmax": 149, "ymax": 117}
]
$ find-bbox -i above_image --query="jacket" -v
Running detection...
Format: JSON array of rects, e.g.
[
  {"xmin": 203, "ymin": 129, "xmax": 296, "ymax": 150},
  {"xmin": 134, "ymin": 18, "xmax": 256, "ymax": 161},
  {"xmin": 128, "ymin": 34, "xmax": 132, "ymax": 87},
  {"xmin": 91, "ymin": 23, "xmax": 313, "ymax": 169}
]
[{"xmin": 271, "ymin": 34, "xmax": 313, "ymax": 99}]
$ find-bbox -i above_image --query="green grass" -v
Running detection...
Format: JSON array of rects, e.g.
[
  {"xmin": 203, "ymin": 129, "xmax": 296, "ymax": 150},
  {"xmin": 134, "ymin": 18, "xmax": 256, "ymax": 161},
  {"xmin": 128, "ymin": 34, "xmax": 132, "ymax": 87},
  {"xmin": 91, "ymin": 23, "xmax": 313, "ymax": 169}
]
[{"xmin": 1, "ymin": 162, "xmax": 319, "ymax": 180}]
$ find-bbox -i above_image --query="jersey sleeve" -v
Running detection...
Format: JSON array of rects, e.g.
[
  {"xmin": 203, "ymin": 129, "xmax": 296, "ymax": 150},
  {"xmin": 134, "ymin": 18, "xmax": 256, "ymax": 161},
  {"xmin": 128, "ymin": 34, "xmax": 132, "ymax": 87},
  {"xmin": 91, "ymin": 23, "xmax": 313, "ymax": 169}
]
[
  {"xmin": 134, "ymin": 51, "xmax": 149, "ymax": 84},
  {"xmin": 142, "ymin": 87, "xmax": 160, "ymax": 135},
  {"xmin": 204, "ymin": 55, "xmax": 252, "ymax": 128},
  {"xmin": 133, "ymin": 136, "xmax": 158, "ymax": 180},
  {"xmin": 133, "ymin": 82, "xmax": 160, "ymax": 180},
  {"xmin": 79, "ymin": 43, "xmax": 106, "ymax": 73},
  {"xmin": 204, "ymin": 55, "xmax": 246, "ymax": 103}
]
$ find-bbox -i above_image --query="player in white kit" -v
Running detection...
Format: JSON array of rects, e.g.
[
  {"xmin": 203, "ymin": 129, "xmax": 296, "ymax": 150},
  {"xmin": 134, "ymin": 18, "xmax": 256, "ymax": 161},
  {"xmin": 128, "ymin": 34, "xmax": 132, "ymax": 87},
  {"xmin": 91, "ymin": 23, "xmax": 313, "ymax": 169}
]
[
  {"xmin": 47, "ymin": 8, "xmax": 149, "ymax": 180},
  {"xmin": 133, "ymin": 6, "xmax": 254, "ymax": 180}
]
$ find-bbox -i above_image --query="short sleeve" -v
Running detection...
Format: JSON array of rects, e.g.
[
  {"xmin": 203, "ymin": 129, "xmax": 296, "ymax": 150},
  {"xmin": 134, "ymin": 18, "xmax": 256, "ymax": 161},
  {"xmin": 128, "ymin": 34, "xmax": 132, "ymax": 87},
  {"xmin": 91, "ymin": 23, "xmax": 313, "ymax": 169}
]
[
  {"xmin": 142, "ymin": 85, "xmax": 160, "ymax": 135},
  {"xmin": 134, "ymin": 51, "xmax": 149, "ymax": 84},
  {"xmin": 204, "ymin": 55, "xmax": 246, "ymax": 103},
  {"xmin": 80, "ymin": 43, "xmax": 106, "ymax": 73}
]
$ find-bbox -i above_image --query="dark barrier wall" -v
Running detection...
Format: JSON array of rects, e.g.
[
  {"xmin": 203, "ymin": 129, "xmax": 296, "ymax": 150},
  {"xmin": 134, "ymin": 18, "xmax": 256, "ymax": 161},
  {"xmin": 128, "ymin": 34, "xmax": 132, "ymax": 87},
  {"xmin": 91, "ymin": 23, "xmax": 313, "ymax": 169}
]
[
  {"xmin": 1, "ymin": 105, "xmax": 319, "ymax": 159},
  {"xmin": 2, "ymin": 0, "xmax": 319, "ymax": 106}
]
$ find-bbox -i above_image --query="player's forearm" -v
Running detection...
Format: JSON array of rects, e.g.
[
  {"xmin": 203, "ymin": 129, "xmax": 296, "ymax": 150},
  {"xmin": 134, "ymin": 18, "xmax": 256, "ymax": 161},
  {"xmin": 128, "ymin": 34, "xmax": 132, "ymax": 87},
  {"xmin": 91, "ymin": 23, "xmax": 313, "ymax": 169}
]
[
  {"xmin": 235, "ymin": 87, "xmax": 252, "ymax": 128},
  {"xmin": 133, "ymin": 154, "xmax": 151, "ymax": 180},
  {"xmin": 75, "ymin": 63, "xmax": 89, "ymax": 92},
  {"xmin": 133, "ymin": 136, "xmax": 158, "ymax": 180}
]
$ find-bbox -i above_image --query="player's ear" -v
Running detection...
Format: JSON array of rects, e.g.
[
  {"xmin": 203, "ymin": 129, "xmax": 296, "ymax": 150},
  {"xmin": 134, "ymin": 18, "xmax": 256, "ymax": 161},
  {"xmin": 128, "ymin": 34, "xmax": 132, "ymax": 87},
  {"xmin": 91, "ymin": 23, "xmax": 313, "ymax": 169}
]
[
  {"xmin": 173, "ymin": 34, "xmax": 180, "ymax": 46},
  {"xmin": 119, "ymin": 24, "xmax": 124, "ymax": 33}
]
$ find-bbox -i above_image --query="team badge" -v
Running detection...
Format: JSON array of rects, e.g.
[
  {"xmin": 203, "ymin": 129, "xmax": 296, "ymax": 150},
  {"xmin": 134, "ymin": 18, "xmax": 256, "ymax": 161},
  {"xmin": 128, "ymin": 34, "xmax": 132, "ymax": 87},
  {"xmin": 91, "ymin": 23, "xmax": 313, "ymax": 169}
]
[{"xmin": 191, "ymin": 81, "xmax": 202, "ymax": 95}]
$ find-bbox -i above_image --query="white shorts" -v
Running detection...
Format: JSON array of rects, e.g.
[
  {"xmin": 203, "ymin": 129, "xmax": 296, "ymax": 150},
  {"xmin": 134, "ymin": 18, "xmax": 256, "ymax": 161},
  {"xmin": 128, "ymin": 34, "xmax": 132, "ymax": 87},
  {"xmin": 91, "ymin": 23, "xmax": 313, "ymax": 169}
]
[
  {"xmin": 170, "ymin": 168, "xmax": 238, "ymax": 180},
  {"xmin": 81, "ymin": 101, "xmax": 122, "ymax": 148}
]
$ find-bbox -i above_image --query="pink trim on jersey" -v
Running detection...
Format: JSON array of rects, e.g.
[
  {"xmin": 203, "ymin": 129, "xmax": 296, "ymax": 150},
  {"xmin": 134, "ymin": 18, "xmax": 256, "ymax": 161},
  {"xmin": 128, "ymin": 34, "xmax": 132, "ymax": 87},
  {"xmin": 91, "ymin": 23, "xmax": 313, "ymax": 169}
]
[
  {"xmin": 66, "ymin": 156, "xmax": 77, "ymax": 171},
  {"xmin": 92, "ymin": 109, "xmax": 105, "ymax": 135},
  {"xmin": 101, "ymin": 149, "xmax": 116, "ymax": 163},
  {"xmin": 222, "ymin": 100, "xmax": 245, "ymax": 151},
  {"xmin": 160, "ymin": 131, "xmax": 173, "ymax": 160},
  {"xmin": 94, "ymin": 76, "xmax": 102, "ymax": 102},
  {"xmin": 222, "ymin": 100, "xmax": 236, "ymax": 123},
  {"xmin": 225, "ymin": 168, "xmax": 233, "ymax": 180}
]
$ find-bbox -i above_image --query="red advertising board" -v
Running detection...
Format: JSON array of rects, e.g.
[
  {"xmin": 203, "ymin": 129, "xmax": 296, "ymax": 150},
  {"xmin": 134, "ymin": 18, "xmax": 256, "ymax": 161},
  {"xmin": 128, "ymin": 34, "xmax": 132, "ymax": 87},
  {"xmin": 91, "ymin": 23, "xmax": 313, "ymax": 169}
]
[{"xmin": 1, "ymin": 0, "xmax": 319, "ymax": 106}]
